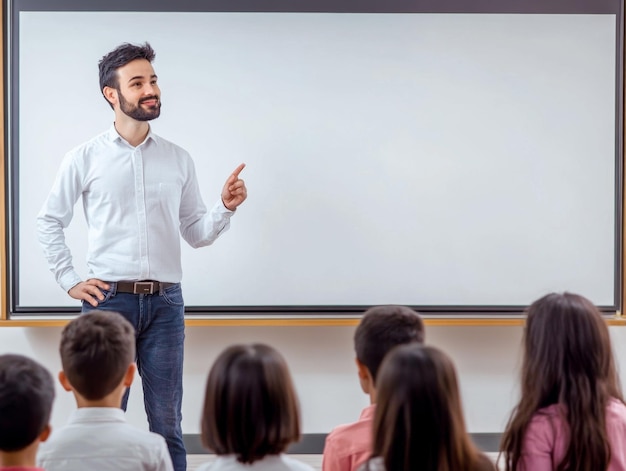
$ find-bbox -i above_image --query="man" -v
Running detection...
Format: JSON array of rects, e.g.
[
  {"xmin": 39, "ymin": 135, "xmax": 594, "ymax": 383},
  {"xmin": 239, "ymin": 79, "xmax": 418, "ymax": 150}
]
[{"xmin": 36, "ymin": 42, "xmax": 247, "ymax": 471}]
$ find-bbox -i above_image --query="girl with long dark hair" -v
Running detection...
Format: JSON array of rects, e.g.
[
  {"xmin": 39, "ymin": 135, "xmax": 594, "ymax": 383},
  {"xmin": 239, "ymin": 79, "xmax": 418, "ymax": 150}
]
[{"xmin": 500, "ymin": 292, "xmax": 626, "ymax": 471}]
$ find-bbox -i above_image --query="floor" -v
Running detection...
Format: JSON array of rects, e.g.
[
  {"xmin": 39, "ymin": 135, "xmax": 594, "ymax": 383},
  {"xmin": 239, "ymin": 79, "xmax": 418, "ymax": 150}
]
[{"xmin": 187, "ymin": 453, "xmax": 502, "ymax": 470}]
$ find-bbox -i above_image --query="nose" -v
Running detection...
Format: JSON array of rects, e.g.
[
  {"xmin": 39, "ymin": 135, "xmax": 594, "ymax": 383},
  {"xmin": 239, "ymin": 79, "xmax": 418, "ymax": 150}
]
[{"xmin": 143, "ymin": 83, "xmax": 157, "ymax": 96}]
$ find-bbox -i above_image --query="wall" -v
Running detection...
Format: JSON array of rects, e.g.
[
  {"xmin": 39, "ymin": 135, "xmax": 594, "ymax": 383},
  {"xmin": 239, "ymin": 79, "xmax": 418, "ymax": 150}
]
[{"xmin": 5, "ymin": 322, "xmax": 625, "ymax": 436}]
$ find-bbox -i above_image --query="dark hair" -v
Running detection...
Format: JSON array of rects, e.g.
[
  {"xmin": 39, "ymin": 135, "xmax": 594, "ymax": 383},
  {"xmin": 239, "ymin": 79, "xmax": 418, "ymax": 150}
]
[
  {"xmin": 0, "ymin": 354, "xmax": 55, "ymax": 451},
  {"xmin": 500, "ymin": 292, "xmax": 623, "ymax": 471},
  {"xmin": 354, "ymin": 305, "xmax": 425, "ymax": 383},
  {"xmin": 98, "ymin": 42, "xmax": 156, "ymax": 106},
  {"xmin": 60, "ymin": 310, "xmax": 136, "ymax": 400},
  {"xmin": 201, "ymin": 344, "xmax": 301, "ymax": 464},
  {"xmin": 367, "ymin": 344, "xmax": 494, "ymax": 471}
]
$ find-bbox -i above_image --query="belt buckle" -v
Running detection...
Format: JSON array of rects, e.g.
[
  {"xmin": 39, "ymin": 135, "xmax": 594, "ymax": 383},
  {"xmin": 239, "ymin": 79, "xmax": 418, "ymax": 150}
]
[{"xmin": 133, "ymin": 281, "xmax": 155, "ymax": 295}]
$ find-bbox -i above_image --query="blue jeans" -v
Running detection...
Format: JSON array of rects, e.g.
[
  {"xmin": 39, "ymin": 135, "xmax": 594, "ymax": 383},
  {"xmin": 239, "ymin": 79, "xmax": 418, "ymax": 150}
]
[{"xmin": 82, "ymin": 282, "xmax": 187, "ymax": 471}]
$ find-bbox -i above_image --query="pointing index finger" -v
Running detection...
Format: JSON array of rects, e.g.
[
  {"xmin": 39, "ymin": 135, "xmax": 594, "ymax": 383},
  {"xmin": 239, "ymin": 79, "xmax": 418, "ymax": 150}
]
[{"xmin": 231, "ymin": 163, "xmax": 246, "ymax": 179}]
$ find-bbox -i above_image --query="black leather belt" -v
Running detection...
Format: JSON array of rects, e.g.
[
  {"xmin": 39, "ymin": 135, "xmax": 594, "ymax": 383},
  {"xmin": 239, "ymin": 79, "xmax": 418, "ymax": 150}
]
[{"xmin": 115, "ymin": 280, "xmax": 177, "ymax": 295}]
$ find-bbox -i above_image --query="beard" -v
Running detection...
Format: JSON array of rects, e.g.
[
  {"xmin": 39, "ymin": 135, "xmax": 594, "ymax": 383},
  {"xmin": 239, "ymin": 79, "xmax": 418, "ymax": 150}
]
[{"xmin": 117, "ymin": 89, "xmax": 161, "ymax": 121}]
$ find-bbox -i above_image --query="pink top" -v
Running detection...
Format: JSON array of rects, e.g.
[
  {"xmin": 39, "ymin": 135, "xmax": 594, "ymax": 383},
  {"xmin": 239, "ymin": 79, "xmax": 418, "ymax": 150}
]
[
  {"xmin": 0, "ymin": 468, "xmax": 45, "ymax": 470},
  {"xmin": 520, "ymin": 399, "xmax": 626, "ymax": 471},
  {"xmin": 322, "ymin": 404, "xmax": 376, "ymax": 471}
]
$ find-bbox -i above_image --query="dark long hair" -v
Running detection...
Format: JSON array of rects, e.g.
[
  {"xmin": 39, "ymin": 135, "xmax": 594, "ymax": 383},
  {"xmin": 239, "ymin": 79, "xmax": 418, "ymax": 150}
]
[
  {"xmin": 500, "ymin": 292, "xmax": 623, "ymax": 471},
  {"xmin": 368, "ymin": 344, "xmax": 494, "ymax": 471}
]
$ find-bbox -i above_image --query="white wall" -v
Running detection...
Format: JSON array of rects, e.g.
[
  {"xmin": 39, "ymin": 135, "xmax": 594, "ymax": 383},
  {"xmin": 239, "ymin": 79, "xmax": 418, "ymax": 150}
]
[{"xmin": 5, "ymin": 323, "xmax": 626, "ymax": 436}]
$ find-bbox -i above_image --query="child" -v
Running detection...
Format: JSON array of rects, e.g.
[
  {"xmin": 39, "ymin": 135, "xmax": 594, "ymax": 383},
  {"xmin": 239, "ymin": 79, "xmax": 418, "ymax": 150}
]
[
  {"xmin": 322, "ymin": 305, "xmax": 425, "ymax": 471},
  {"xmin": 0, "ymin": 354, "xmax": 54, "ymax": 471},
  {"xmin": 500, "ymin": 292, "xmax": 626, "ymax": 471},
  {"xmin": 37, "ymin": 310, "xmax": 173, "ymax": 471},
  {"xmin": 360, "ymin": 344, "xmax": 495, "ymax": 471},
  {"xmin": 197, "ymin": 343, "xmax": 313, "ymax": 470}
]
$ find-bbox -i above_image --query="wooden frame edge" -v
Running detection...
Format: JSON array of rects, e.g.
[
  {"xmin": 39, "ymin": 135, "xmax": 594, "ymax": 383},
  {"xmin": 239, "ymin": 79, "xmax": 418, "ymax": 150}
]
[
  {"xmin": 1, "ymin": 0, "xmax": 7, "ymax": 321},
  {"xmin": 622, "ymin": 0, "xmax": 626, "ymax": 320},
  {"xmin": 1, "ymin": 316, "xmax": 625, "ymax": 327}
]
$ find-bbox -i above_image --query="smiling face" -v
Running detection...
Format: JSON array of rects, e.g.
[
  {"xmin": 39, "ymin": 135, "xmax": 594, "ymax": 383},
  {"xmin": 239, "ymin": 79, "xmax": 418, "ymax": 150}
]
[{"xmin": 105, "ymin": 58, "xmax": 161, "ymax": 121}]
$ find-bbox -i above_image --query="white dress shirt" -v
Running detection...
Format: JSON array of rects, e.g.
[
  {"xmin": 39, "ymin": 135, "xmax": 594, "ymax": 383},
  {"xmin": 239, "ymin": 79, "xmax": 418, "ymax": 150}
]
[
  {"xmin": 196, "ymin": 454, "xmax": 315, "ymax": 471},
  {"xmin": 37, "ymin": 407, "xmax": 173, "ymax": 471},
  {"xmin": 37, "ymin": 125, "xmax": 233, "ymax": 292}
]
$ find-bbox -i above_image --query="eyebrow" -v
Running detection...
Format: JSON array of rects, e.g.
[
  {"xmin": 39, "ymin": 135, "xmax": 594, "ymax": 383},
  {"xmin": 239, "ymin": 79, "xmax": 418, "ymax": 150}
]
[{"xmin": 127, "ymin": 74, "xmax": 158, "ymax": 83}]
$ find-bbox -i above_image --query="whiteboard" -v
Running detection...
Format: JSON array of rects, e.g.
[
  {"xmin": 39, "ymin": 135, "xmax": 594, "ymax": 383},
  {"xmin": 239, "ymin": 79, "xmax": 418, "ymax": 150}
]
[{"xmin": 9, "ymin": 3, "xmax": 621, "ymax": 313}]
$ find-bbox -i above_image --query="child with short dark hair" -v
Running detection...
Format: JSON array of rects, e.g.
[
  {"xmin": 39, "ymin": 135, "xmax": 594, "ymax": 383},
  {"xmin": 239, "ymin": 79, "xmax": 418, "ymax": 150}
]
[
  {"xmin": 198, "ymin": 343, "xmax": 313, "ymax": 471},
  {"xmin": 0, "ymin": 354, "xmax": 55, "ymax": 471},
  {"xmin": 37, "ymin": 311, "xmax": 173, "ymax": 471},
  {"xmin": 322, "ymin": 305, "xmax": 425, "ymax": 471}
]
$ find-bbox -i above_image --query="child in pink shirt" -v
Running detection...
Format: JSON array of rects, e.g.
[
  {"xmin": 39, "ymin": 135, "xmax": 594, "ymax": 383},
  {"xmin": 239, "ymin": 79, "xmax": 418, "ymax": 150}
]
[
  {"xmin": 322, "ymin": 306, "xmax": 425, "ymax": 471},
  {"xmin": 501, "ymin": 292, "xmax": 626, "ymax": 471}
]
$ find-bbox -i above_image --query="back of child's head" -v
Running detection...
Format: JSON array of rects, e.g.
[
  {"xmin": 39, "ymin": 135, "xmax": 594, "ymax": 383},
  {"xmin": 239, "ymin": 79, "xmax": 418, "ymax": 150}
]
[
  {"xmin": 60, "ymin": 310, "xmax": 135, "ymax": 400},
  {"xmin": 371, "ymin": 344, "xmax": 492, "ymax": 471},
  {"xmin": 201, "ymin": 343, "xmax": 300, "ymax": 464},
  {"xmin": 522, "ymin": 291, "xmax": 619, "ymax": 400},
  {"xmin": 354, "ymin": 305, "xmax": 425, "ymax": 383},
  {"xmin": 0, "ymin": 354, "xmax": 55, "ymax": 452}
]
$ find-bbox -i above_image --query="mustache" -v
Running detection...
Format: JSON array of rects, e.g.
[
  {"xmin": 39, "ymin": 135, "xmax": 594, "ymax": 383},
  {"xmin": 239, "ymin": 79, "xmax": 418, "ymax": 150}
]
[{"xmin": 139, "ymin": 96, "xmax": 159, "ymax": 104}]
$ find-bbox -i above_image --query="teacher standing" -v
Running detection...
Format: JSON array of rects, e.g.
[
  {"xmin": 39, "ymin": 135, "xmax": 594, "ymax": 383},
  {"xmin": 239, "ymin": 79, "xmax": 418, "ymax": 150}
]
[{"xmin": 36, "ymin": 42, "xmax": 247, "ymax": 471}]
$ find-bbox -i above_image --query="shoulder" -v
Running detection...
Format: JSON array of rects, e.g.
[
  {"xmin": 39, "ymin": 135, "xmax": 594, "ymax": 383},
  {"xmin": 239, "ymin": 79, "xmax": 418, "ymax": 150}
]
[
  {"xmin": 194, "ymin": 462, "xmax": 213, "ymax": 471},
  {"xmin": 528, "ymin": 403, "xmax": 565, "ymax": 429},
  {"xmin": 474, "ymin": 453, "xmax": 497, "ymax": 471},
  {"xmin": 521, "ymin": 404, "xmax": 567, "ymax": 457},
  {"xmin": 132, "ymin": 428, "xmax": 170, "ymax": 452},
  {"xmin": 324, "ymin": 407, "xmax": 374, "ymax": 470},
  {"xmin": 65, "ymin": 130, "xmax": 115, "ymax": 160},
  {"xmin": 604, "ymin": 398, "xmax": 626, "ymax": 437},
  {"xmin": 325, "ymin": 407, "xmax": 373, "ymax": 449},
  {"xmin": 607, "ymin": 397, "xmax": 626, "ymax": 416},
  {"xmin": 149, "ymin": 133, "xmax": 192, "ymax": 158},
  {"xmin": 145, "ymin": 428, "xmax": 169, "ymax": 443},
  {"xmin": 325, "ymin": 420, "xmax": 360, "ymax": 445},
  {"xmin": 279, "ymin": 455, "xmax": 316, "ymax": 470}
]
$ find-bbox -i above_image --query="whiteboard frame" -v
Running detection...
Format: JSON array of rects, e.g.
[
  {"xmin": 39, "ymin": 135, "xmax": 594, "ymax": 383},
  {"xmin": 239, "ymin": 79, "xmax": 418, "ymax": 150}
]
[{"xmin": 4, "ymin": 0, "xmax": 624, "ymax": 319}]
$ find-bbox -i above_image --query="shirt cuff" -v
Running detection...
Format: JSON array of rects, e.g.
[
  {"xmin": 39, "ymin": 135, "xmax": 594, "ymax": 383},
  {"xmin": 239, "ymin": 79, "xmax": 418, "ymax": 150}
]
[
  {"xmin": 217, "ymin": 199, "xmax": 235, "ymax": 214},
  {"xmin": 60, "ymin": 273, "xmax": 83, "ymax": 293}
]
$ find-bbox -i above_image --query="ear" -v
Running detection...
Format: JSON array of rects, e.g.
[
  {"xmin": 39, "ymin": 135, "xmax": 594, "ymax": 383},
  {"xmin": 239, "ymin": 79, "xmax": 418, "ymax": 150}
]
[
  {"xmin": 123, "ymin": 363, "xmax": 136, "ymax": 388},
  {"xmin": 39, "ymin": 423, "xmax": 52, "ymax": 443},
  {"xmin": 355, "ymin": 358, "xmax": 375, "ymax": 395},
  {"xmin": 102, "ymin": 86, "xmax": 118, "ymax": 107},
  {"xmin": 355, "ymin": 358, "xmax": 370, "ymax": 381},
  {"xmin": 58, "ymin": 371, "xmax": 73, "ymax": 392}
]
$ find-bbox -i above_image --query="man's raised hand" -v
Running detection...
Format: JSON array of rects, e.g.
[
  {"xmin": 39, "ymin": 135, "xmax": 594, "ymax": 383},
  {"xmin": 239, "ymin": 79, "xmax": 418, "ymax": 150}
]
[{"xmin": 221, "ymin": 163, "xmax": 247, "ymax": 211}]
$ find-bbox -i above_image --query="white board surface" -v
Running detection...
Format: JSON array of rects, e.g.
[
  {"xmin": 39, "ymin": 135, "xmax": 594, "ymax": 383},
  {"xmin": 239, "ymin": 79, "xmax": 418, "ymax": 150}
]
[{"xmin": 15, "ymin": 11, "xmax": 617, "ymax": 310}]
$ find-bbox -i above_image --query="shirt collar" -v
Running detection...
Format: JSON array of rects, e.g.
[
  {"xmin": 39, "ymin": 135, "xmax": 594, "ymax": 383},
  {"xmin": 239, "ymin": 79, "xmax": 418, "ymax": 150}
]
[
  {"xmin": 68, "ymin": 407, "xmax": 127, "ymax": 424},
  {"xmin": 106, "ymin": 124, "xmax": 158, "ymax": 147}
]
